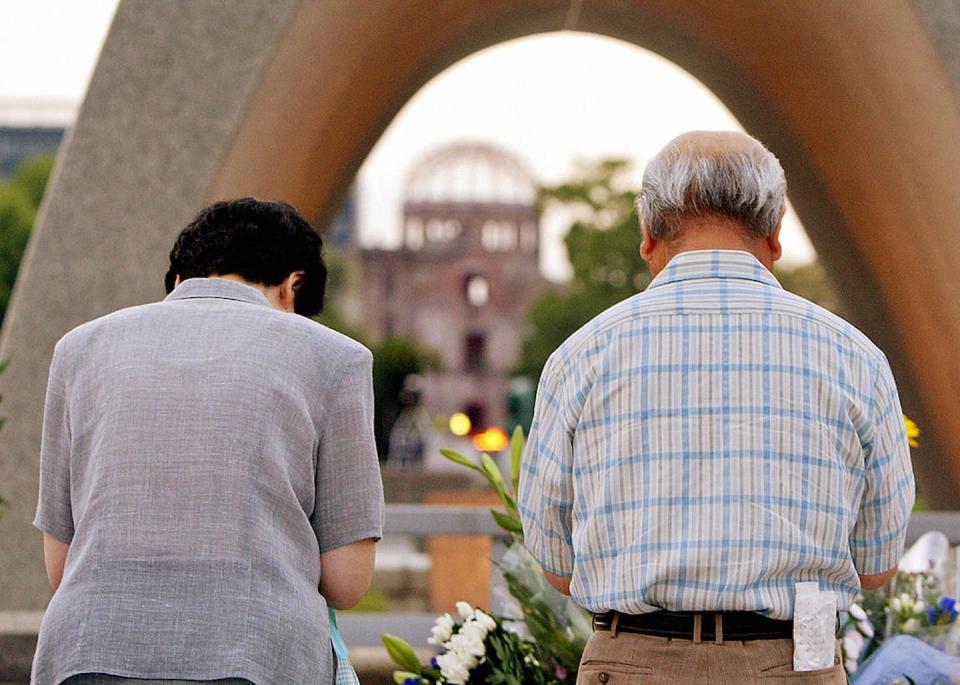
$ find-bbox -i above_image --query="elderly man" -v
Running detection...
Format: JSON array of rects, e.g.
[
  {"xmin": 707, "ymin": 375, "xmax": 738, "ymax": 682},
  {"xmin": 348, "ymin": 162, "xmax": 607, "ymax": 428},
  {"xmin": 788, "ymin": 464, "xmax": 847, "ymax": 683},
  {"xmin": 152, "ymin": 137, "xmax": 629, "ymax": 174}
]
[
  {"xmin": 32, "ymin": 198, "xmax": 383, "ymax": 685},
  {"xmin": 519, "ymin": 131, "xmax": 914, "ymax": 683}
]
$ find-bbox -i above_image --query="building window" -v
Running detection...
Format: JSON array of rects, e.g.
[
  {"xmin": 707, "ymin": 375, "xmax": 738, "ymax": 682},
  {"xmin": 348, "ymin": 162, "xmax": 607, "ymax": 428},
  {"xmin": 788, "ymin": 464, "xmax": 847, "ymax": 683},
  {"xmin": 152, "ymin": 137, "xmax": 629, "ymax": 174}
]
[
  {"xmin": 463, "ymin": 274, "xmax": 489, "ymax": 307},
  {"xmin": 464, "ymin": 332, "xmax": 486, "ymax": 372},
  {"xmin": 406, "ymin": 218, "xmax": 424, "ymax": 250},
  {"xmin": 426, "ymin": 218, "xmax": 461, "ymax": 242},
  {"xmin": 481, "ymin": 220, "xmax": 517, "ymax": 251}
]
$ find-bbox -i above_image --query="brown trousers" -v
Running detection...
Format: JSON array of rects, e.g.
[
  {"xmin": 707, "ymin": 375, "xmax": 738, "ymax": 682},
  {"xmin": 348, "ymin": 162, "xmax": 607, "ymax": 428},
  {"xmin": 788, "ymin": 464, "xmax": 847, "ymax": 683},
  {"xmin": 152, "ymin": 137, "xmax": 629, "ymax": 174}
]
[{"xmin": 577, "ymin": 626, "xmax": 846, "ymax": 684}]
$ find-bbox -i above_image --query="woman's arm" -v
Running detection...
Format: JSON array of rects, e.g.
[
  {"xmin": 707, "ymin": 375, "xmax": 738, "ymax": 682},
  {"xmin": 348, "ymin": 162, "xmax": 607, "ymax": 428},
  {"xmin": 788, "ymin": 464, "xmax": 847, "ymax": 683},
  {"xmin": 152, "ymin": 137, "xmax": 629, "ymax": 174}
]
[
  {"xmin": 319, "ymin": 538, "xmax": 377, "ymax": 609},
  {"xmin": 42, "ymin": 532, "xmax": 70, "ymax": 591}
]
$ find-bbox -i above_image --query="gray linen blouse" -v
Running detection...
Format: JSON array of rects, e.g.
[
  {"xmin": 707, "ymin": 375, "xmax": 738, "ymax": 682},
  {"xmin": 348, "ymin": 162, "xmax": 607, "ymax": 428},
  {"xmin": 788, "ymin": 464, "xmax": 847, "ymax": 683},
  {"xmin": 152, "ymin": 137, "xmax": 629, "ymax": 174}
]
[{"xmin": 32, "ymin": 278, "xmax": 384, "ymax": 685}]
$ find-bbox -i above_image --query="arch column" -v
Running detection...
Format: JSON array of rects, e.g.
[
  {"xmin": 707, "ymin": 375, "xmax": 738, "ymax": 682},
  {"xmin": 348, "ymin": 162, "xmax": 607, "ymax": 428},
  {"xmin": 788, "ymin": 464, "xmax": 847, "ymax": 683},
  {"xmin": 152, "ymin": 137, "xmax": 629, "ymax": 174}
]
[{"xmin": 3, "ymin": 0, "xmax": 960, "ymax": 613}]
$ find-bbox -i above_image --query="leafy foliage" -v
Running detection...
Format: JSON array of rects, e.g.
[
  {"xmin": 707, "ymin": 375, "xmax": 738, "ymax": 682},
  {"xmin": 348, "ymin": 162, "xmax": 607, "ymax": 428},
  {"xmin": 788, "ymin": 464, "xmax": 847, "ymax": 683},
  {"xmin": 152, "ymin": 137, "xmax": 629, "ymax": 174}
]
[
  {"xmin": 371, "ymin": 337, "xmax": 435, "ymax": 459},
  {"xmin": 383, "ymin": 607, "xmax": 555, "ymax": 685},
  {"xmin": 514, "ymin": 159, "xmax": 648, "ymax": 379},
  {"xmin": 437, "ymin": 429, "xmax": 589, "ymax": 682},
  {"xmin": 0, "ymin": 153, "xmax": 55, "ymax": 328},
  {"xmin": 11, "ymin": 154, "xmax": 56, "ymax": 207}
]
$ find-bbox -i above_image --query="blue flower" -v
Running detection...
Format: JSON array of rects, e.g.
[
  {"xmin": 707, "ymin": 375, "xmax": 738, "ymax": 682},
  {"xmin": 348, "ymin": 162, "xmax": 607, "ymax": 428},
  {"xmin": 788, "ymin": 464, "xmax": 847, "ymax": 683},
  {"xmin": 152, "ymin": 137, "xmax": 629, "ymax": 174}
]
[
  {"xmin": 431, "ymin": 657, "xmax": 440, "ymax": 669},
  {"xmin": 402, "ymin": 679, "xmax": 421, "ymax": 685},
  {"xmin": 939, "ymin": 596, "xmax": 956, "ymax": 612},
  {"xmin": 929, "ymin": 606, "xmax": 937, "ymax": 624}
]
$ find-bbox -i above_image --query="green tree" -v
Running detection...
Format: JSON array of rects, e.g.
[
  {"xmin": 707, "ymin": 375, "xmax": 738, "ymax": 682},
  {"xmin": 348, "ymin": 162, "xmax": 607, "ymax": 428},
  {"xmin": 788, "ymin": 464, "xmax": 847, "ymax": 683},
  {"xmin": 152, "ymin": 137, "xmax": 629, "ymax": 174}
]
[
  {"xmin": 370, "ymin": 337, "xmax": 427, "ymax": 458},
  {"xmin": 0, "ymin": 153, "xmax": 56, "ymax": 328},
  {"xmin": 514, "ymin": 159, "xmax": 649, "ymax": 378},
  {"xmin": 12, "ymin": 154, "xmax": 56, "ymax": 207}
]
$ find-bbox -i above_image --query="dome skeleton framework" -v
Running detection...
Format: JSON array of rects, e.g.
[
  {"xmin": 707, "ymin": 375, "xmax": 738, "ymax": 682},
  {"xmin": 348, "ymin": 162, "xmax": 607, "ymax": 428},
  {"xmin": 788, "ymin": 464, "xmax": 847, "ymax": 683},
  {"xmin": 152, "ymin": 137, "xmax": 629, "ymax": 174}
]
[{"xmin": 404, "ymin": 142, "xmax": 537, "ymax": 207}]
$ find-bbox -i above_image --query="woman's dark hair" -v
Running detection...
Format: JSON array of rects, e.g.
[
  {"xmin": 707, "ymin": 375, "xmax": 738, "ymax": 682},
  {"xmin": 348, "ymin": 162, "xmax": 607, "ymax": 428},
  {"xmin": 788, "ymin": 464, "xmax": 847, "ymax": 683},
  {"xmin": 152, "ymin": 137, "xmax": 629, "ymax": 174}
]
[{"xmin": 165, "ymin": 198, "xmax": 327, "ymax": 316}]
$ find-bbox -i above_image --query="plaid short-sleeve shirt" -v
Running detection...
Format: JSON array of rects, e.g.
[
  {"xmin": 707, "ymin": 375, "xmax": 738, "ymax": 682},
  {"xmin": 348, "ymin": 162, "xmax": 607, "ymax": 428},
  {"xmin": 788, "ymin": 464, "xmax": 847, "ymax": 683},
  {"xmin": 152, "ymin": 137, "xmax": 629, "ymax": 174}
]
[{"xmin": 518, "ymin": 250, "xmax": 914, "ymax": 619}]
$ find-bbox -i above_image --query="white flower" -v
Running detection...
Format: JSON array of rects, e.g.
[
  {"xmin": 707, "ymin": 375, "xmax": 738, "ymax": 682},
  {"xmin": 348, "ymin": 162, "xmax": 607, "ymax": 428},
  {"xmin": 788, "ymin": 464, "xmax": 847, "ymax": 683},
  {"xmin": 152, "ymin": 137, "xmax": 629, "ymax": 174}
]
[
  {"xmin": 459, "ymin": 621, "xmax": 489, "ymax": 646},
  {"xmin": 902, "ymin": 618, "xmax": 921, "ymax": 634},
  {"xmin": 449, "ymin": 630, "xmax": 486, "ymax": 658},
  {"xmin": 891, "ymin": 597, "xmax": 902, "ymax": 612},
  {"xmin": 848, "ymin": 603, "xmax": 867, "ymax": 622},
  {"xmin": 845, "ymin": 657, "xmax": 859, "ymax": 675},
  {"xmin": 473, "ymin": 609, "xmax": 497, "ymax": 633},
  {"xmin": 915, "ymin": 600, "xmax": 927, "ymax": 614},
  {"xmin": 436, "ymin": 652, "xmax": 473, "ymax": 684},
  {"xmin": 428, "ymin": 613, "xmax": 455, "ymax": 646},
  {"xmin": 843, "ymin": 628, "xmax": 865, "ymax": 660},
  {"xmin": 456, "ymin": 601, "xmax": 474, "ymax": 621},
  {"xmin": 857, "ymin": 619, "xmax": 875, "ymax": 639}
]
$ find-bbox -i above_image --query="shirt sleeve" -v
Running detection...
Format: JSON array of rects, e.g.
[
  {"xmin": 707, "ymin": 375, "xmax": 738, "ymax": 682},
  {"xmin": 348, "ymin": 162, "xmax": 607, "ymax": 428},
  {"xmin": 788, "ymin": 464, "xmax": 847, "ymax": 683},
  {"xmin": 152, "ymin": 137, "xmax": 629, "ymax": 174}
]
[
  {"xmin": 850, "ymin": 361, "xmax": 915, "ymax": 575},
  {"xmin": 518, "ymin": 354, "xmax": 575, "ymax": 577},
  {"xmin": 33, "ymin": 341, "xmax": 75, "ymax": 544},
  {"xmin": 310, "ymin": 347, "xmax": 384, "ymax": 553}
]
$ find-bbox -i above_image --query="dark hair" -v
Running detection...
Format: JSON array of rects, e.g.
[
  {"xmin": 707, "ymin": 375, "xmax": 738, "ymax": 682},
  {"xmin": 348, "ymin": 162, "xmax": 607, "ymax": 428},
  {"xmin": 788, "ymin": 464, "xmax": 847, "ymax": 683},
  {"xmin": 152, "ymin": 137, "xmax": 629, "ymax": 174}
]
[{"xmin": 165, "ymin": 198, "xmax": 326, "ymax": 316}]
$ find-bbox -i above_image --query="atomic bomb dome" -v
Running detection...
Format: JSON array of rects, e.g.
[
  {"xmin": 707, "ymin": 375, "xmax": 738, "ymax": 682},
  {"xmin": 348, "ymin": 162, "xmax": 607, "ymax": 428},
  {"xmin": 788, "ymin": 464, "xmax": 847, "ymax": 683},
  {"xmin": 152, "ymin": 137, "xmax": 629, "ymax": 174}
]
[
  {"xmin": 404, "ymin": 142, "xmax": 536, "ymax": 207},
  {"xmin": 356, "ymin": 142, "xmax": 547, "ymax": 438}
]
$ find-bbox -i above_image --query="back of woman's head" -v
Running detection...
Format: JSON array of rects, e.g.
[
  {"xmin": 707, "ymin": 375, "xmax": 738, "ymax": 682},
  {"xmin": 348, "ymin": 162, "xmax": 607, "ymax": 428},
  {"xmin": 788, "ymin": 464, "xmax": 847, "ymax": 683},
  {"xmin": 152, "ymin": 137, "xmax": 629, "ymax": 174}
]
[{"xmin": 165, "ymin": 197, "xmax": 327, "ymax": 317}]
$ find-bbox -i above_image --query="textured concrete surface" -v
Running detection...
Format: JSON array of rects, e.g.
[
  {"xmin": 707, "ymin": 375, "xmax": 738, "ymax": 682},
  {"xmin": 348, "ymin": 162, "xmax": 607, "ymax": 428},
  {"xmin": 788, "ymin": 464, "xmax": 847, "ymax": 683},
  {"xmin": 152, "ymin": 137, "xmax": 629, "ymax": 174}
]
[
  {"xmin": 912, "ymin": 0, "xmax": 960, "ymax": 91},
  {"xmin": 0, "ymin": 0, "xmax": 300, "ymax": 610},
  {"xmin": 3, "ymin": 0, "xmax": 960, "ymax": 614},
  {"xmin": 0, "ymin": 611, "xmax": 39, "ymax": 682}
]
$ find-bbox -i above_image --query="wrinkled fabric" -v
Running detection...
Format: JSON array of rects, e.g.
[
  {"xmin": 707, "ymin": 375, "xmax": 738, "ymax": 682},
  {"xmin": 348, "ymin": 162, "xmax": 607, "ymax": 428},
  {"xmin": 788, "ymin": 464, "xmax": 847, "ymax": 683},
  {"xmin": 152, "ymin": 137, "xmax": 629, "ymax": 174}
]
[
  {"xmin": 519, "ymin": 250, "xmax": 914, "ymax": 619},
  {"xmin": 33, "ymin": 278, "xmax": 383, "ymax": 685}
]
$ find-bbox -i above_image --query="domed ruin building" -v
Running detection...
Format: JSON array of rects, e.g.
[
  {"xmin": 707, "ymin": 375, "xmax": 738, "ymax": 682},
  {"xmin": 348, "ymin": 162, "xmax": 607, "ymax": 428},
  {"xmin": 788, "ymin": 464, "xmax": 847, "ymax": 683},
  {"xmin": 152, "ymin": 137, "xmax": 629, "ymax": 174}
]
[{"xmin": 356, "ymin": 142, "xmax": 547, "ymax": 433}]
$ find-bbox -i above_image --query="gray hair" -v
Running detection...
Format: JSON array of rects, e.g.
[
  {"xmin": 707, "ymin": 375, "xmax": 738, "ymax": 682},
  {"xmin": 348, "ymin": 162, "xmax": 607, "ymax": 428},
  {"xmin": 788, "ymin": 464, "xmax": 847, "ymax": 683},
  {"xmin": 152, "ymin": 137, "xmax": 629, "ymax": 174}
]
[{"xmin": 637, "ymin": 133, "xmax": 786, "ymax": 240}]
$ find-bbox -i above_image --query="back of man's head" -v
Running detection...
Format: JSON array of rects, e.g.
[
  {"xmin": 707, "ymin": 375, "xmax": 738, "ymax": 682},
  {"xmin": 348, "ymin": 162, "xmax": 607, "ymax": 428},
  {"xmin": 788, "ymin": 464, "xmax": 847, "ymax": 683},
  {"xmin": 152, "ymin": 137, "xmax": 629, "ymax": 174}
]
[
  {"xmin": 165, "ymin": 197, "xmax": 327, "ymax": 317},
  {"xmin": 637, "ymin": 131, "xmax": 786, "ymax": 241}
]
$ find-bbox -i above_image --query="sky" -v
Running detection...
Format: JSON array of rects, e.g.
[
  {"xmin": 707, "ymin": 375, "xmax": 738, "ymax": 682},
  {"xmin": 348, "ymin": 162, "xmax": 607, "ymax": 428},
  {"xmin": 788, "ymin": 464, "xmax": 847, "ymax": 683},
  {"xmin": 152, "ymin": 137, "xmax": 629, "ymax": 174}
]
[{"xmin": 0, "ymin": 1, "xmax": 815, "ymax": 281}]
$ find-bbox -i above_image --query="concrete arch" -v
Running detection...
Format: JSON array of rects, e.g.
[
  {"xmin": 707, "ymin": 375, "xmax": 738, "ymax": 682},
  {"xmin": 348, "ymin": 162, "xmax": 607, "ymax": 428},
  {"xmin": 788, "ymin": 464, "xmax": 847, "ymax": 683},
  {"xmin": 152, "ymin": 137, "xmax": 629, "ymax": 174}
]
[
  {"xmin": 200, "ymin": 0, "xmax": 960, "ymax": 506},
  {"xmin": 2, "ymin": 0, "xmax": 960, "ymax": 610}
]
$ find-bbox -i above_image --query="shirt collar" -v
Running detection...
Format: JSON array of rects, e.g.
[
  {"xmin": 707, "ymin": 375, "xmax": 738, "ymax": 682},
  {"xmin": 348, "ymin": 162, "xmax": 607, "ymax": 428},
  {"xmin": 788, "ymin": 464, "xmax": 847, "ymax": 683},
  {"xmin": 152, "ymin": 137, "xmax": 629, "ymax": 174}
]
[
  {"xmin": 646, "ymin": 250, "xmax": 783, "ymax": 290},
  {"xmin": 164, "ymin": 277, "xmax": 272, "ymax": 307}
]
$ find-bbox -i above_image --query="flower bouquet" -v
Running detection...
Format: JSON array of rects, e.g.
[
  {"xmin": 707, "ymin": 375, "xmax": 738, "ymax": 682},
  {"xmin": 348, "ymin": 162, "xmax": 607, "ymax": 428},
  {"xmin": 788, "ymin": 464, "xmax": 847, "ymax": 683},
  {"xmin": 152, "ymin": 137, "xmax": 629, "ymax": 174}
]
[
  {"xmin": 383, "ymin": 601, "xmax": 561, "ymax": 685},
  {"xmin": 842, "ymin": 532, "xmax": 960, "ymax": 678},
  {"xmin": 383, "ymin": 428, "xmax": 590, "ymax": 683}
]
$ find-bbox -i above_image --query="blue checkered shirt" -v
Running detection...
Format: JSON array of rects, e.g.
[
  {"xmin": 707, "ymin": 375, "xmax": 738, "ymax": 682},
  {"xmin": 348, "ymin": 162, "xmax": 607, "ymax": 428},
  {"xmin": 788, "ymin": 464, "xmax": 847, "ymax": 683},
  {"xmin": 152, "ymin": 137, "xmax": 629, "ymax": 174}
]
[{"xmin": 518, "ymin": 250, "xmax": 915, "ymax": 619}]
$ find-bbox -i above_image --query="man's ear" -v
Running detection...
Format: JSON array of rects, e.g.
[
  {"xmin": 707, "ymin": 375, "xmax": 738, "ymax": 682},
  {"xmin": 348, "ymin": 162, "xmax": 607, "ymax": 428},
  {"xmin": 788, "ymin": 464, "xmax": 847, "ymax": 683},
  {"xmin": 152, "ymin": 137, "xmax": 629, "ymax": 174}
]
[
  {"xmin": 766, "ymin": 204, "xmax": 786, "ymax": 263},
  {"xmin": 279, "ymin": 271, "xmax": 305, "ymax": 312},
  {"xmin": 640, "ymin": 224, "xmax": 657, "ymax": 263}
]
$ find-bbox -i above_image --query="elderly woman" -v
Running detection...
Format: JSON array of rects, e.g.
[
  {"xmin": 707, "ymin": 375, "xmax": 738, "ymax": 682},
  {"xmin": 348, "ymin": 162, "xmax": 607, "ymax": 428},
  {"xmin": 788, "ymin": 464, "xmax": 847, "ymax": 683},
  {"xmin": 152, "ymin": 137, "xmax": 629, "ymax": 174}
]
[{"xmin": 32, "ymin": 198, "xmax": 383, "ymax": 685}]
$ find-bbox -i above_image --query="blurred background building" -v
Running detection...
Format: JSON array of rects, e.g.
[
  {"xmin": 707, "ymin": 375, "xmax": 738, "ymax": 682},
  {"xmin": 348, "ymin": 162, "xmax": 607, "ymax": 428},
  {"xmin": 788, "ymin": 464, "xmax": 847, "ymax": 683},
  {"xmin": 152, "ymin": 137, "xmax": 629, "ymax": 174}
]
[{"xmin": 348, "ymin": 143, "xmax": 546, "ymax": 442}]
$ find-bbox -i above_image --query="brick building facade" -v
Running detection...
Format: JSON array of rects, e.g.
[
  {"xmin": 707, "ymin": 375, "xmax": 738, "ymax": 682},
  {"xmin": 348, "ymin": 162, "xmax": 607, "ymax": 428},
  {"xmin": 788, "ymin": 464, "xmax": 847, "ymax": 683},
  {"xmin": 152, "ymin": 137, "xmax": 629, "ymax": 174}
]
[{"xmin": 352, "ymin": 143, "xmax": 547, "ymax": 432}]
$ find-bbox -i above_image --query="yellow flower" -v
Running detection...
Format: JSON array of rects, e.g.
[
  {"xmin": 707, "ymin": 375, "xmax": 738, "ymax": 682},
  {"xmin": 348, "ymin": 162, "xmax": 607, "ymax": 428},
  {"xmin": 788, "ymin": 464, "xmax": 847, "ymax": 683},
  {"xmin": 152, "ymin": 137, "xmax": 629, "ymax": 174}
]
[{"xmin": 904, "ymin": 416, "xmax": 920, "ymax": 448}]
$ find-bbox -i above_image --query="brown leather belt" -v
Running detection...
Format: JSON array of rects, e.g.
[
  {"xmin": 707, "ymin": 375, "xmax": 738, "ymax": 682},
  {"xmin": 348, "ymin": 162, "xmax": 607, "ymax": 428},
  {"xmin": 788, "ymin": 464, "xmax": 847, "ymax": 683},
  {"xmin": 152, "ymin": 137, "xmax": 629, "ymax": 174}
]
[{"xmin": 592, "ymin": 610, "xmax": 794, "ymax": 641}]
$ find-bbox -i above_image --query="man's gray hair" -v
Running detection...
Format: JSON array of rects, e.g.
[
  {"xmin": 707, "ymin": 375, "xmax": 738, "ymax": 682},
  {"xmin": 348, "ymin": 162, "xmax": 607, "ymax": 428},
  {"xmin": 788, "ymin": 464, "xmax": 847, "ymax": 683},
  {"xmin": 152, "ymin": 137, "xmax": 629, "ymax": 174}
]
[{"xmin": 637, "ymin": 133, "xmax": 786, "ymax": 240}]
